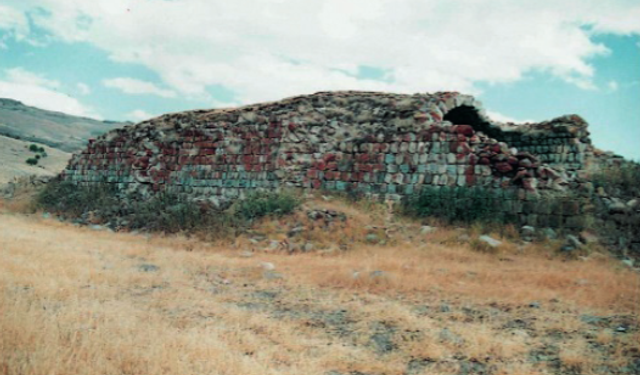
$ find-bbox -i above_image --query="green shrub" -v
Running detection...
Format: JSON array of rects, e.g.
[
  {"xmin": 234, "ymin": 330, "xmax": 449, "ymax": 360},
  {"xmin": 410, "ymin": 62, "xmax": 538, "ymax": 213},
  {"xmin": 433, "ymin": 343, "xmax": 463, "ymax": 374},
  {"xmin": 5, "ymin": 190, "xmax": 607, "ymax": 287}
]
[
  {"xmin": 126, "ymin": 193, "xmax": 244, "ymax": 236},
  {"xmin": 401, "ymin": 186, "xmax": 519, "ymax": 226},
  {"xmin": 591, "ymin": 161, "xmax": 640, "ymax": 199},
  {"xmin": 36, "ymin": 179, "xmax": 119, "ymax": 217},
  {"xmin": 234, "ymin": 190, "xmax": 300, "ymax": 221},
  {"xmin": 33, "ymin": 181, "xmax": 300, "ymax": 238},
  {"xmin": 29, "ymin": 144, "xmax": 39, "ymax": 152},
  {"xmin": 26, "ymin": 158, "xmax": 38, "ymax": 166}
]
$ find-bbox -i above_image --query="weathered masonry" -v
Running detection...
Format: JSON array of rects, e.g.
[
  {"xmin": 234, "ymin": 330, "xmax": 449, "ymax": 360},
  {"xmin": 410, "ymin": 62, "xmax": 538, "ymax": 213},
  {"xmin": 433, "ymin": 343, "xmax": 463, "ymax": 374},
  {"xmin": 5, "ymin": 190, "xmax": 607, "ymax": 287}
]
[{"xmin": 63, "ymin": 91, "xmax": 596, "ymax": 227}]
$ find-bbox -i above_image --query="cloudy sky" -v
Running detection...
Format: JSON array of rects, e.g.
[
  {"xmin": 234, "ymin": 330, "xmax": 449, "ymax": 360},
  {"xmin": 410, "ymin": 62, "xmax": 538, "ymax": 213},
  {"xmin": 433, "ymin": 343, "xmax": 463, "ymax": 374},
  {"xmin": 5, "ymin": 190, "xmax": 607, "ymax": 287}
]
[{"xmin": 0, "ymin": 0, "xmax": 638, "ymax": 159}]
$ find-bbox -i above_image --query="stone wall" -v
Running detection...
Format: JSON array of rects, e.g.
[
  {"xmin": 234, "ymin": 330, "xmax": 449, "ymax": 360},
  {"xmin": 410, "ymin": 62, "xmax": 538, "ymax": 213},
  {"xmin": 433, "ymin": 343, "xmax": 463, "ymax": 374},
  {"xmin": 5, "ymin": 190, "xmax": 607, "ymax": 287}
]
[{"xmin": 62, "ymin": 91, "xmax": 594, "ymax": 228}]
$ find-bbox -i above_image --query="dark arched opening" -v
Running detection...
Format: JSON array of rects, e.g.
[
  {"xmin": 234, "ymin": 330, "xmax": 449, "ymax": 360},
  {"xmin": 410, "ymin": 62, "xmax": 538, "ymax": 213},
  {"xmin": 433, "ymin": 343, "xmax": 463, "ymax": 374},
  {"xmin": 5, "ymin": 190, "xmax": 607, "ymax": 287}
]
[{"xmin": 443, "ymin": 105, "xmax": 503, "ymax": 139}]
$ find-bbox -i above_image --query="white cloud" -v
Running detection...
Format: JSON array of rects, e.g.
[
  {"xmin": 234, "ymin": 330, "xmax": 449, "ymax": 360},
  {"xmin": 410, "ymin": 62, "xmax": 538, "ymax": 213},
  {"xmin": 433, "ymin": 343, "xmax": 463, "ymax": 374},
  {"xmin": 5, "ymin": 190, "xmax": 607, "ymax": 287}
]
[
  {"xmin": 211, "ymin": 99, "xmax": 239, "ymax": 109},
  {"xmin": 2, "ymin": 0, "xmax": 640, "ymax": 105},
  {"xmin": 103, "ymin": 77, "xmax": 176, "ymax": 98},
  {"xmin": 0, "ymin": 4, "xmax": 29, "ymax": 40},
  {"xmin": 6, "ymin": 67, "xmax": 60, "ymax": 89},
  {"xmin": 487, "ymin": 111, "xmax": 535, "ymax": 124},
  {"xmin": 77, "ymin": 82, "xmax": 91, "ymax": 95},
  {"xmin": 0, "ymin": 67, "xmax": 100, "ymax": 118},
  {"xmin": 127, "ymin": 109, "xmax": 154, "ymax": 121},
  {"xmin": 607, "ymin": 80, "xmax": 619, "ymax": 92}
]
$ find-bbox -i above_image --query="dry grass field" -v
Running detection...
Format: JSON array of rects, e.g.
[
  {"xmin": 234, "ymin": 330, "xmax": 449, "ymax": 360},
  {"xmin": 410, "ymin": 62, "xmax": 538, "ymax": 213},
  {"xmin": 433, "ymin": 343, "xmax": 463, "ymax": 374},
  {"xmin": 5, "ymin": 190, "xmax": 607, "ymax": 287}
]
[{"xmin": 1, "ymin": 197, "xmax": 639, "ymax": 375}]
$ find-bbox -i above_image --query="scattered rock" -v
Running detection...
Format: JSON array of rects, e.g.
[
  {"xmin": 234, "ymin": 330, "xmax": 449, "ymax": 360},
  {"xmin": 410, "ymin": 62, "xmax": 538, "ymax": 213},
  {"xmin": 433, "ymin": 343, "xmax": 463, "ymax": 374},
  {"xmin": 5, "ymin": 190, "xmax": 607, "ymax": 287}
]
[
  {"xmin": 622, "ymin": 259, "xmax": 635, "ymax": 268},
  {"xmin": 579, "ymin": 231, "xmax": 599, "ymax": 244},
  {"xmin": 267, "ymin": 240, "xmax": 280, "ymax": 251},
  {"xmin": 138, "ymin": 264, "xmax": 159, "ymax": 272},
  {"xmin": 457, "ymin": 234, "xmax": 471, "ymax": 243},
  {"xmin": 562, "ymin": 234, "xmax": 582, "ymax": 252},
  {"xmin": 541, "ymin": 228, "xmax": 557, "ymax": 240},
  {"xmin": 239, "ymin": 251, "xmax": 254, "ymax": 258},
  {"xmin": 616, "ymin": 326, "xmax": 628, "ymax": 333},
  {"xmin": 307, "ymin": 209, "xmax": 347, "ymax": 222},
  {"xmin": 607, "ymin": 199, "xmax": 629, "ymax": 214},
  {"xmin": 365, "ymin": 233, "xmax": 380, "ymax": 244},
  {"xmin": 520, "ymin": 226, "xmax": 535, "ymax": 242},
  {"xmin": 287, "ymin": 226, "xmax": 305, "ymax": 238},
  {"xmin": 478, "ymin": 235, "xmax": 502, "ymax": 248},
  {"xmin": 259, "ymin": 262, "xmax": 275, "ymax": 271},
  {"xmin": 528, "ymin": 301, "xmax": 541, "ymax": 309},
  {"xmin": 420, "ymin": 225, "xmax": 437, "ymax": 234}
]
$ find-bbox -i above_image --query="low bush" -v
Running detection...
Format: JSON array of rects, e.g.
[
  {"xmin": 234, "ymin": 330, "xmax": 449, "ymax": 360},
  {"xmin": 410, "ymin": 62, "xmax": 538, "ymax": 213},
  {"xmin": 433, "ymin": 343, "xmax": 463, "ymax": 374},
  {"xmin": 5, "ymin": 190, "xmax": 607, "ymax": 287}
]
[
  {"xmin": 36, "ymin": 179, "xmax": 119, "ymax": 217},
  {"xmin": 125, "ymin": 193, "xmax": 246, "ymax": 237},
  {"xmin": 589, "ymin": 161, "xmax": 640, "ymax": 254},
  {"xmin": 591, "ymin": 161, "xmax": 640, "ymax": 199},
  {"xmin": 34, "ymin": 180, "xmax": 301, "ymax": 238},
  {"xmin": 400, "ymin": 186, "xmax": 520, "ymax": 226},
  {"xmin": 26, "ymin": 158, "xmax": 38, "ymax": 166},
  {"xmin": 233, "ymin": 190, "xmax": 300, "ymax": 221}
]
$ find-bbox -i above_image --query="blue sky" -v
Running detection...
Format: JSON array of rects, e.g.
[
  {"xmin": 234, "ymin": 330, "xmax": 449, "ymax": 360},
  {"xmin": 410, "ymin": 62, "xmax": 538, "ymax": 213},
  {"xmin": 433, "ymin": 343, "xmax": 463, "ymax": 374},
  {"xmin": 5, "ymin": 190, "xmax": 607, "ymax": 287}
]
[{"xmin": 0, "ymin": 0, "xmax": 638, "ymax": 159}]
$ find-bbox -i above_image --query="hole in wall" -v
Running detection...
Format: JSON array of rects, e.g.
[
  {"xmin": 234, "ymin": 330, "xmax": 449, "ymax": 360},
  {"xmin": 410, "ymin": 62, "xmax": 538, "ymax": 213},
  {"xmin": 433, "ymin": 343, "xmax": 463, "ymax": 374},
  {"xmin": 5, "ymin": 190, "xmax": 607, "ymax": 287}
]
[{"xmin": 443, "ymin": 105, "xmax": 503, "ymax": 140}]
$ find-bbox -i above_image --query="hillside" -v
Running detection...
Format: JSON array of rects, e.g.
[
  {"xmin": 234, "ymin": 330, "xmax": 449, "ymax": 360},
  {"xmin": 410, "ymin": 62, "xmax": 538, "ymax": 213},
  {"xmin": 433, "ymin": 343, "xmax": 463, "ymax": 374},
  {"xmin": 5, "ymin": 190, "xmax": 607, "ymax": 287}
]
[
  {"xmin": 0, "ymin": 135, "xmax": 70, "ymax": 185},
  {"xmin": 0, "ymin": 98, "xmax": 130, "ymax": 152}
]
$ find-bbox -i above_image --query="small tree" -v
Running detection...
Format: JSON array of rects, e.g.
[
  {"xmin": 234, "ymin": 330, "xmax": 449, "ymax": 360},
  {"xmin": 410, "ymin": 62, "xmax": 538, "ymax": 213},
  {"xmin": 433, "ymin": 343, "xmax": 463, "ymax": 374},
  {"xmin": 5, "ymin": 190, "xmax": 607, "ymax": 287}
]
[{"xmin": 26, "ymin": 158, "xmax": 38, "ymax": 166}]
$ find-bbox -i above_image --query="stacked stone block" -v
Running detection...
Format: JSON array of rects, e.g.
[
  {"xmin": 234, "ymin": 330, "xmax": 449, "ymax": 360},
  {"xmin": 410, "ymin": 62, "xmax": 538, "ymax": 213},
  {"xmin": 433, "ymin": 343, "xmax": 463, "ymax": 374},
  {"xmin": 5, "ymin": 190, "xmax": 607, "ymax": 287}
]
[{"xmin": 62, "ymin": 91, "xmax": 593, "ymax": 228}]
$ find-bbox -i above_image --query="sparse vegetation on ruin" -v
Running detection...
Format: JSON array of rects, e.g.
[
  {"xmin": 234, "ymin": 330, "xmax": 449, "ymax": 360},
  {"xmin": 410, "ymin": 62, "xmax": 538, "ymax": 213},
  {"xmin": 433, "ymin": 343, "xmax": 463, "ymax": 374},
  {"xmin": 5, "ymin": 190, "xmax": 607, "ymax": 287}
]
[{"xmin": 34, "ymin": 179, "xmax": 301, "ymax": 238}]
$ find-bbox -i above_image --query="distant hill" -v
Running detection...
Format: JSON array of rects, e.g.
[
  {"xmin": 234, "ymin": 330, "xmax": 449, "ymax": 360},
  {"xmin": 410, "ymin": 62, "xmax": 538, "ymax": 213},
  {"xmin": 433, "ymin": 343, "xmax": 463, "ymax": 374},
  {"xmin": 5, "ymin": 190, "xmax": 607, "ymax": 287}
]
[
  {"xmin": 0, "ymin": 135, "xmax": 70, "ymax": 185},
  {"xmin": 0, "ymin": 98, "xmax": 131, "ymax": 152}
]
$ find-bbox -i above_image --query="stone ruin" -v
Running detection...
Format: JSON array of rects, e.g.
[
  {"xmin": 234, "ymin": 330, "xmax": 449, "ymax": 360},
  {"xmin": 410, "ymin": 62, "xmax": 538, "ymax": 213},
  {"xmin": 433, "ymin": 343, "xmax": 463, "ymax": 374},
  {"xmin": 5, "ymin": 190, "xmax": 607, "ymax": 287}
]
[{"xmin": 62, "ymin": 91, "xmax": 598, "ymax": 228}]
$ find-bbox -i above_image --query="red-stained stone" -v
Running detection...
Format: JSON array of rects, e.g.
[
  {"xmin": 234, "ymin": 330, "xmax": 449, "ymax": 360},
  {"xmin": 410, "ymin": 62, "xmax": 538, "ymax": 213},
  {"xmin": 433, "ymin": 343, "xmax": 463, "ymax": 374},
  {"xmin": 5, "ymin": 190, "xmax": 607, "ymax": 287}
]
[
  {"xmin": 323, "ymin": 153, "xmax": 337, "ymax": 163},
  {"xmin": 465, "ymin": 166, "xmax": 476, "ymax": 185},
  {"xmin": 495, "ymin": 162, "xmax": 513, "ymax": 173},
  {"xmin": 307, "ymin": 169, "xmax": 319, "ymax": 179},
  {"xmin": 452, "ymin": 124, "xmax": 475, "ymax": 137},
  {"xmin": 316, "ymin": 160, "xmax": 327, "ymax": 171},
  {"xmin": 468, "ymin": 154, "xmax": 479, "ymax": 165}
]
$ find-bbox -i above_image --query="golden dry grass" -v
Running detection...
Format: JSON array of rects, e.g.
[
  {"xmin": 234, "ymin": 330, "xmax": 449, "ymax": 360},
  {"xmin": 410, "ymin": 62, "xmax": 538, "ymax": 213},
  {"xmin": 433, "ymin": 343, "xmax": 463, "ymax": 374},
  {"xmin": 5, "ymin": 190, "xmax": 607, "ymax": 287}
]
[{"xmin": 1, "ymin": 199, "xmax": 639, "ymax": 375}]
